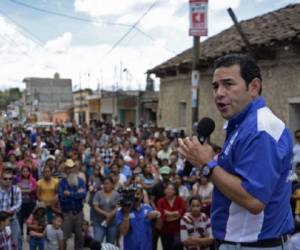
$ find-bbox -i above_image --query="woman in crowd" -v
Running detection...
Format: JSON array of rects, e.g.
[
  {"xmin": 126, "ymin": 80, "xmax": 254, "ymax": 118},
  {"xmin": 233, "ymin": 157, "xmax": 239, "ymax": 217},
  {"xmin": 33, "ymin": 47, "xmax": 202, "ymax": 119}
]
[
  {"xmin": 140, "ymin": 162, "xmax": 158, "ymax": 194},
  {"xmin": 17, "ymin": 166, "xmax": 37, "ymax": 236},
  {"xmin": 88, "ymin": 164, "xmax": 103, "ymax": 221},
  {"xmin": 146, "ymin": 146, "xmax": 159, "ymax": 167},
  {"xmin": 143, "ymin": 151, "xmax": 160, "ymax": 179},
  {"xmin": 36, "ymin": 166, "xmax": 59, "ymax": 223},
  {"xmin": 88, "ymin": 164, "xmax": 102, "ymax": 197},
  {"xmin": 26, "ymin": 203, "xmax": 47, "ymax": 250},
  {"xmin": 173, "ymin": 174, "xmax": 190, "ymax": 202},
  {"xmin": 192, "ymin": 175, "xmax": 213, "ymax": 216},
  {"xmin": 110, "ymin": 163, "xmax": 127, "ymax": 188},
  {"xmin": 157, "ymin": 183, "xmax": 186, "ymax": 250},
  {"xmin": 92, "ymin": 177, "xmax": 119, "ymax": 244},
  {"xmin": 120, "ymin": 140, "xmax": 131, "ymax": 158}
]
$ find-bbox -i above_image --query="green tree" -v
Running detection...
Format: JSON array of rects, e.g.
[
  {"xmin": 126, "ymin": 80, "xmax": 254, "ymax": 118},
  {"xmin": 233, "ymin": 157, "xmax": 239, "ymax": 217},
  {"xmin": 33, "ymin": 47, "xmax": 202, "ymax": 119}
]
[{"xmin": 0, "ymin": 88, "xmax": 22, "ymax": 110}]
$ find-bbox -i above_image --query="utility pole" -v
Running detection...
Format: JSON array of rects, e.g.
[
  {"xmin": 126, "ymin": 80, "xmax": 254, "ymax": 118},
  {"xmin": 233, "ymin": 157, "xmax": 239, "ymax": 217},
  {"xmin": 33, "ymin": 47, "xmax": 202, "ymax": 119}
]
[
  {"xmin": 189, "ymin": 0, "xmax": 208, "ymax": 132},
  {"xmin": 227, "ymin": 8, "xmax": 253, "ymax": 53},
  {"xmin": 191, "ymin": 36, "xmax": 200, "ymax": 131}
]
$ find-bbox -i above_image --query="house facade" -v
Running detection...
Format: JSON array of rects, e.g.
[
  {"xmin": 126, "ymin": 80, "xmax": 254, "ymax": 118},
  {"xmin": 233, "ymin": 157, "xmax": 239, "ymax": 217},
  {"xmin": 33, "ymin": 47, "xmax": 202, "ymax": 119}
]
[
  {"xmin": 23, "ymin": 73, "xmax": 73, "ymax": 113},
  {"xmin": 149, "ymin": 4, "xmax": 300, "ymax": 145},
  {"xmin": 73, "ymin": 89, "xmax": 92, "ymax": 125}
]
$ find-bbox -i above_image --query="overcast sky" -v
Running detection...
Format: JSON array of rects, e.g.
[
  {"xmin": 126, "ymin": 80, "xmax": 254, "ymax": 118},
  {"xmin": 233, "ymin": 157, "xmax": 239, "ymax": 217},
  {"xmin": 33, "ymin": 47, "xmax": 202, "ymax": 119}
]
[{"xmin": 0, "ymin": 0, "xmax": 299, "ymax": 91}]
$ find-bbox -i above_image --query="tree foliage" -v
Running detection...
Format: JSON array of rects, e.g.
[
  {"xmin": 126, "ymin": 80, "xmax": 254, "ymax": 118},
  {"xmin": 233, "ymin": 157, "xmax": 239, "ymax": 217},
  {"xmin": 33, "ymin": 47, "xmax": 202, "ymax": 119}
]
[{"xmin": 0, "ymin": 88, "xmax": 22, "ymax": 110}]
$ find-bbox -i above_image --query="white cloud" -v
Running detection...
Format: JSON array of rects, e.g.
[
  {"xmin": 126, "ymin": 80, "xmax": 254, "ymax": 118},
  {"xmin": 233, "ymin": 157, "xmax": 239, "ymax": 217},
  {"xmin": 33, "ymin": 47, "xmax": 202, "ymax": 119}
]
[
  {"xmin": 0, "ymin": 17, "xmax": 65, "ymax": 87},
  {"xmin": 0, "ymin": 16, "xmax": 16, "ymax": 35},
  {"xmin": 139, "ymin": 6, "xmax": 186, "ymax": 31},
  {"xmin": 74, "ymin": 0, "xmax": 152, "ymax": 17},
  {"xmin": 45, "ymin": 32, "xmax": 72, "ymax": 53},
  {"xmin": 0, "ymin": 15, "xmax": 173, "ymax": 92},
  {"xmin": 209, "ymin": 0, "xmax": 240, "ymax": 11},
  {"xmin": 0, "ymin": 0, "xmax": 237, "ymax": 91},
  {"xmin": 0, "ymin": 0, "xmax": 277, "ymax": 93},
  {"xmin": 74, "ymin": 0, "xmax": 186, "ymax": 33},
  {"xmin": 73, "ymin": 0, "xmax": 238, "ymax": 45}
]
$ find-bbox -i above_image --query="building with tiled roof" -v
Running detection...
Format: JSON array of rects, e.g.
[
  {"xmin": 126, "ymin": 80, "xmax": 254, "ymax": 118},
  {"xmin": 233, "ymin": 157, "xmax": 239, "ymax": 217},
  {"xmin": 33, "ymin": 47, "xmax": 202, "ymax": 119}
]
[{"xmin": 149, "ymin": 4, "xmax": 300, "ymax": 144}]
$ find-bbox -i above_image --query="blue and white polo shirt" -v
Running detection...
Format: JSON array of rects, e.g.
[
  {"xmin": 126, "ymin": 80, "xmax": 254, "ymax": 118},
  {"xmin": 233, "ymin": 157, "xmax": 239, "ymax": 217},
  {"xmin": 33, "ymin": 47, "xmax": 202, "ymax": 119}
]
[
  {"xmin": 212, "ymin": 96, "xmax": 294, "ymax": 241},
  {"xmin": 116, "ymin": 203, "xmax": 153, "ymax": 250}
]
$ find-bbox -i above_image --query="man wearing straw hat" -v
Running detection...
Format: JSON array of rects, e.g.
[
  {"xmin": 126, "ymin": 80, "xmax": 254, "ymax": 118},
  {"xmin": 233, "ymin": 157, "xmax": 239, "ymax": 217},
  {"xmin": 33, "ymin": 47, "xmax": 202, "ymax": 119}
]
[{"xmin": 58, "ymin": 159, "xmax": 86, "ymax": 250}]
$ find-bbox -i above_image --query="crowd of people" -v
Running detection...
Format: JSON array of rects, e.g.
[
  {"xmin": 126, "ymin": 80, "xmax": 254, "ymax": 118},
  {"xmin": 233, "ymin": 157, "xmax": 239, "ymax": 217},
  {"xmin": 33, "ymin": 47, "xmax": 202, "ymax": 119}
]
[
  {"xmin": 1, "ymin": 54, "xmax": 300, "ymax": 250},
  {"xmin": 0, "ymin": 120, "xmax": 299, "ymax": 250},
  {"xmin": 0, "ymin": 121, "xmax": 218, "ymax": 250}
]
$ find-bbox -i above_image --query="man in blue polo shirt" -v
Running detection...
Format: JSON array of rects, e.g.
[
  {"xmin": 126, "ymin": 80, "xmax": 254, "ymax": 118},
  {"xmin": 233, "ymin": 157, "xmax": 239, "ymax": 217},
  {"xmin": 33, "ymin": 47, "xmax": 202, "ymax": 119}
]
[
  {"xmin": 178, "ymin": 54, "xmax": 293, "ymax": 249},
  {"xmin": 116, "ymin": 185, "xmax": 161, "ymax": 250}
]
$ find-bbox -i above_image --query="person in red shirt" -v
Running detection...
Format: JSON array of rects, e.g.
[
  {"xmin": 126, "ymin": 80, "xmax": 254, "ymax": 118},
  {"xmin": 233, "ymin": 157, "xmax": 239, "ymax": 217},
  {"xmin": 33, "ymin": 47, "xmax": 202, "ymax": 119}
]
[{"xmin": 157, "ymin": 183, "xmax": 186, "ymax": 250}]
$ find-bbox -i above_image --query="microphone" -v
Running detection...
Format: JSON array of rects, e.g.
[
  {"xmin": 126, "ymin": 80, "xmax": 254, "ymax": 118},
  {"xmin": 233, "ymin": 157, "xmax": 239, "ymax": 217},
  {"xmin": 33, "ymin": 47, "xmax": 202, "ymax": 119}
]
[{"xmin": 197, "ymin": 117, "xmax": 215, "ymax": 144}]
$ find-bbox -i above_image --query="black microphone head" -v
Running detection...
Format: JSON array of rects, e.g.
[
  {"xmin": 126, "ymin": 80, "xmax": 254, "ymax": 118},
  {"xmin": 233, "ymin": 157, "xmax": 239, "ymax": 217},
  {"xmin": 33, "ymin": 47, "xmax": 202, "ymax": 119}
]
[{"xmin": 197, "ymin": 117, "xmax": 215, "ymax": 143}]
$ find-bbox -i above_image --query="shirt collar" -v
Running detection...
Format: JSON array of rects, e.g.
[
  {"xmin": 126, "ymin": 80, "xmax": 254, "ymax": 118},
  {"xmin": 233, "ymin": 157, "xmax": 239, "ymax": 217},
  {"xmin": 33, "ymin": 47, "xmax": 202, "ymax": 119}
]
[{"xmin": 225, "ymin": 96, "xmax": 266, "ymax": 134}]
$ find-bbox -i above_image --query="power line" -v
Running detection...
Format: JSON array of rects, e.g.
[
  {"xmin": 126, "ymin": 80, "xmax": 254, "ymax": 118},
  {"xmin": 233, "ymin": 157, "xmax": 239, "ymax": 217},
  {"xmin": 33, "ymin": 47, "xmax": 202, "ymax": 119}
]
[
  {"xmin": 6, "ymin": 0, "xmax": 177, "ymax": 84},
  {"xmin": 0, "ymin": 10, "xmax": 59, "ymax": 60},
  {"xmin": 0, "ymin": 24, "xmax": 52, "ymax": 69},
  {"xmin": 8, "ymin": 0, "xmax": 177, "ymax": 56},
  {"xmin": 121, "ymin": 27, "xmax": 177, "ymax": 56},
  {"xmin": 135, "ymin": 27, "xmax": 177, "ymax": 55},
  {"xmin": 0, "ymin": 10, "xmax": 45, "ymax": 49},
  {"xmin": 90, "ymin": 0, "xmax": 159, "ymax": 71},
  {"xmin": 0, "ymin": 32, "xmax": 58, "ymax": 75},
  {"xmin": 122, "ymin": 28, "xmax": 140, "ymax": 48},
  {"xmin": 9, "ymin": 0, "xmax": 133, "ymax": 28},
  {"xmin": 0, "ymin": 32, "xmax": 32, "ymax": 58}
]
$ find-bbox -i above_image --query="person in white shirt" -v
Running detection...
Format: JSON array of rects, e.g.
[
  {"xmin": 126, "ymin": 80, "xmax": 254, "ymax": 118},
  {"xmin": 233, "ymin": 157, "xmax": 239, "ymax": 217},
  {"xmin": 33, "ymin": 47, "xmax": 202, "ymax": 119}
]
[{"xmin": 157, "ymin": 141, "xmax": 172, "ymax": 161}]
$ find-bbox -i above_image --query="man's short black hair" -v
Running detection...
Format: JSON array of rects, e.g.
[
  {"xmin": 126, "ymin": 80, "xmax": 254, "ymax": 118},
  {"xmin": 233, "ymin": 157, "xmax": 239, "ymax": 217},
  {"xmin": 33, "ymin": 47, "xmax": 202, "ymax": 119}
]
[
  {"xmin": 214, "ymin": 53, "xmax": 262, "ymax": 94},
  {"xmin": 189, "ymin": 196, "xmax": 202, "ymax": 206},
  {"xmin": 53, "ymin": 212, "xmax": 64, "ymax": 220}
]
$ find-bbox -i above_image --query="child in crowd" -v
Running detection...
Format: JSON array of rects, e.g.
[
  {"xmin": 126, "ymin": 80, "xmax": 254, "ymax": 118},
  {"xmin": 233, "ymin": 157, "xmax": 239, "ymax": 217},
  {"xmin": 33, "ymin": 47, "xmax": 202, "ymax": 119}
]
[
  {"xmin": 45, "ymin": 213, "xmax": 64, "ymax": 250},
  {"xmin": 82, "ymin": 220, "xmax": 94, "ymax": 247},
  {"xmin": 0, "ymin": 211, "xmax": 11, "ymax": 250},
  {"xmin": 180, "ymin": 196, "xmax": 213, "ymax": 250},
  {"xmin": 27, "ymin": 202, "xmax": 47, "ymax": 250},
  {"xmin": 89, "ymin": 240, "xmax": 120, "ymax": 250}
]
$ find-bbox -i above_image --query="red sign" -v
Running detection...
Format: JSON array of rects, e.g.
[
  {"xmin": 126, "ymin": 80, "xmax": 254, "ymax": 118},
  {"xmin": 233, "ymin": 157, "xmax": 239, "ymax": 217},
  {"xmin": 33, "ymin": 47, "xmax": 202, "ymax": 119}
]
[{"xmin": 189, "ymin": 0, "xmax": 208, "ymax": 37}]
